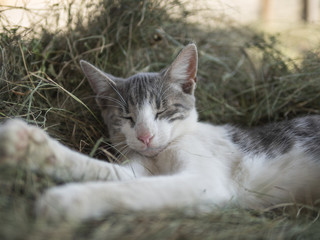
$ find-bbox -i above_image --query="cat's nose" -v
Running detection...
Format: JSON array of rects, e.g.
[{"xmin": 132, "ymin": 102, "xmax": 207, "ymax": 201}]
[{"xmin": 137, "ymin": 133, "xmax": 154, "ymax": 146}]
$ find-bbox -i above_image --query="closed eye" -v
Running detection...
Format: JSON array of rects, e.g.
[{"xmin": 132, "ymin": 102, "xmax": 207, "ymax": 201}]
[
  {"xmin": 155, "ymin": 110, "xmax": 166, "ymax": 119},
  {"xmin": 121, "ymin": 116, "xmax": 135, "ymax": 124}
]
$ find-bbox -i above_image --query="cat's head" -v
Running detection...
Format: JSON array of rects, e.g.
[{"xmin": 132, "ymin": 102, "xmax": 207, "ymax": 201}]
[{"xmin": 80, "ymin": 44, "xmax": 198, "ymax": 157}]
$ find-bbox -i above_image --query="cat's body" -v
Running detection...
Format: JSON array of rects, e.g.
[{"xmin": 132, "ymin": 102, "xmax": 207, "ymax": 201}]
[{"xmin": 0, "ymin": 44, "xmax": 319, "ymax": 221}]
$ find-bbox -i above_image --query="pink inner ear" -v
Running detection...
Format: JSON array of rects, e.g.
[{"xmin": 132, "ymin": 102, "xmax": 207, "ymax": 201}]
[
  {"xmin": 181, "ymin": 47, "xmax": 197, "ymax": 94},
  {"xmin": 187, "ymin": 56, "xmax": 197, "ymax": 83},
  {"xmin": 187, "ymin": 47, "xmax": 197, "ymax": 82},
  {"xmin": 167, "ymin": 44, "xmax": 198, "ymax": 94}
]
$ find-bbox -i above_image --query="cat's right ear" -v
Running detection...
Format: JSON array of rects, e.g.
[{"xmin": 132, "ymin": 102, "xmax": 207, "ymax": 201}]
[
  {"xmin": 80, "ymin": 60, "xmax": 116, "ymax": 94},
  {"xmin": 165, "ymin": 43, "xmax": 198, "ymax": 95}
]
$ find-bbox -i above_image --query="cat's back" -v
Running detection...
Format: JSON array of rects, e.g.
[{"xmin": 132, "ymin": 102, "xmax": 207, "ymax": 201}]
[
  {"xmin": 227, "ymin": 115, "xmax": 320, "ymax": 160},
  {"xmin": 225, "ymin": 115, "xmax": 320, "ymax": 207},
  {"xmin": 170, "ymin": 115, "xmax": 320, "ymax": 163}
]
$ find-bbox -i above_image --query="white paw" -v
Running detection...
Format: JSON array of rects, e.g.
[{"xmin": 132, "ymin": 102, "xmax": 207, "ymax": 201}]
[
  {"xmin": 0, "ymin": 119, "xmax": 55, "ymax": 169},
  {"xmin": 36, "ymin": 185, "xmax": 97, "ymax": 222}
]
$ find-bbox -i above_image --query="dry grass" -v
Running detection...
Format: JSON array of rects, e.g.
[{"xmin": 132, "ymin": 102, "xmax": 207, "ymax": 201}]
[{"xmin": 1, "ymin": 0, "xmax": 320, "ymax": 239}]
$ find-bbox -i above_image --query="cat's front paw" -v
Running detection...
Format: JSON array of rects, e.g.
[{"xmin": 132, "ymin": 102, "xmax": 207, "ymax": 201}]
[
  {"xmin": 0, "ymin": 119, "xmax": 55, "ymax": 169},
  {"xmin": 36, "ymin": 185, "xmax": 98, "ymax": 222}
]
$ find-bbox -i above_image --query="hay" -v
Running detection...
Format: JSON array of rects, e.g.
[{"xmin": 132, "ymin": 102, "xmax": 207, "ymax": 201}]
[{"xmin": 1, "ymin": 0, "xmax": 320, "ymax": 239}]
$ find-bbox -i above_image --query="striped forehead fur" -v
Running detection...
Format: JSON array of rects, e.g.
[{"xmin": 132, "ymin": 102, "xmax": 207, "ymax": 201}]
[
  {"xmin": 124, "ymin": 72, "xmax": 163, "ymax": 107},
  {"xmin": 118, "ymin": 72, "xmax": 195, "ymax": 110}
]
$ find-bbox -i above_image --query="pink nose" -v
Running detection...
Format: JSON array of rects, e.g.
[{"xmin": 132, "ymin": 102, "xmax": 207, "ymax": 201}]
[{"xmin": 137, "ymin": 133, "xmax": 154, "ymax": 146}]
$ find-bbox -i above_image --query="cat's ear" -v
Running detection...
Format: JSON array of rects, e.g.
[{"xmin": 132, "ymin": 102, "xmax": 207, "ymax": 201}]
[
  {"xmin": 165, "ymin": 43, "xmax": 198, "ymax": 95},
  {"xmin": 80, "ymin": 60, "xmax": 116, "ymax": 94}
]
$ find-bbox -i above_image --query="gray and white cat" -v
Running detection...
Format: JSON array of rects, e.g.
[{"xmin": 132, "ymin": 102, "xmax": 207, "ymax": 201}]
[{"xmin": 0, "ymin": 44, "xmax": 320, "ymax": 221}]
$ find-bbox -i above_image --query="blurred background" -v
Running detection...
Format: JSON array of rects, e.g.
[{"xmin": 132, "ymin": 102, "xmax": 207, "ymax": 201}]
[
  {"xmin": 1, "ymin": 1, "xmax": 320, "ymax": 239},
  {"xmin": 1, "ymin": 0, "xmax": 320, "ymax": 128},
  {"xmin": 1, "ymin": 0, "xmax": 320, "ymax": 57},
  {"xmin": 2, "ymin": 0, "xmax": 320, "ymax": 27}
]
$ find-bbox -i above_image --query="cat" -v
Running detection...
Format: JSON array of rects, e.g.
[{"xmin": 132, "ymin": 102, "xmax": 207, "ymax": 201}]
[{"xmin": 0, "ymin": 43, "xmax": 320, "ymax": 222}]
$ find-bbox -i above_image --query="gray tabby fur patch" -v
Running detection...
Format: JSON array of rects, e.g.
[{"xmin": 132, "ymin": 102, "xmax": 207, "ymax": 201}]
[{"xmin": 229, "ymin": 115, "xmax": 320, "ymax": 159}]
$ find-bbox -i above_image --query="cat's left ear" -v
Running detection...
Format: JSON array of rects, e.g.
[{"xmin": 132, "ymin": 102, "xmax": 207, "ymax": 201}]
[
  {"xmin": 165, "ymin": 43, "xmax": 198, "ymax": 95},
  {"xmin": 80, "ymin": 60, "xmax": 117, "ymax": 95}
]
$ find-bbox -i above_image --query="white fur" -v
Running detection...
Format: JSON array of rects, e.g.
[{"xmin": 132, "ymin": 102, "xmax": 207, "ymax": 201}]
[
  {"xmin": 122, "ymin": 102, "xmax": 174, "ymax": 157},
  {"xmin": 1, "ymin": 112, "xmax": 319, "ymax": 222}
]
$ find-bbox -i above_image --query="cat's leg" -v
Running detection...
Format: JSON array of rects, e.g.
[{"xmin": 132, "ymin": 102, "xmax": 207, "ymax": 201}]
[
  {"xmin": 0, "ymin": 119, "xmax": 146, "ymax": 182},
  {"xmin": 36, "ymin": 173, "xmax": 229, "ymax": 221}
]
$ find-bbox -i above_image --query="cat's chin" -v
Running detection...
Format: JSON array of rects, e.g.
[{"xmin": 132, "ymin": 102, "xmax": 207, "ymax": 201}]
[{"xmin": 137, "ymin": 147, "xmax": 165, "ymax": 157}]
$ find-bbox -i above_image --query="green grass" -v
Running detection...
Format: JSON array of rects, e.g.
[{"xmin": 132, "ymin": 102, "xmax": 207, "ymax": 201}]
[{"xmin": 1, "ymin": 0, "xmax": 320, "ymax": 239}]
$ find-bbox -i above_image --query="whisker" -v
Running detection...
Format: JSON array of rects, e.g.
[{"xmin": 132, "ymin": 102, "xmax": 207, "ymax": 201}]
[
  {"xmin": 117, "ymin": 145, "xmax": 131, "ymax": 154},
  {"xmin": 97, "ymin": 95, "xmax": 126, "ymax": 108},
  {"xmin": 107, "ymin": 82, "xmax": 127, "ymax": 107},
  {"xmin": 103, "ymin": 140, "xmax": 126, "ymax": 150},
  {"xmin": 107, "ymin": 143, "xmax": 125, "ymax": 149},
  {"xmin": 99, "ymin": 104, "xmax": 123, "ymax": 109},
  {"xmin": 160, "ymin": 85, "xmax": 172, "ymax": 100}
]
